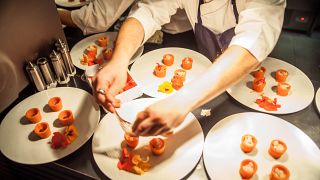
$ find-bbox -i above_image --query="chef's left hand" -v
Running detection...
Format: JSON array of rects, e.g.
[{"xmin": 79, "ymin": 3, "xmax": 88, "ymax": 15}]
[{"xmin": 132, "ymin": 98, "xmax": 190, "ymax": 136}]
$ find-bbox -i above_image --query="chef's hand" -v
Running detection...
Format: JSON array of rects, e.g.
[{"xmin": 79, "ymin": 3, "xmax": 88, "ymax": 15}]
[
  {"xmin": 132, "ymin": 98, "xmax": 190, "ymax": 136},
  {"xmin": 91, "ymin": 62, "xmax": 127, "ymax": 113}
]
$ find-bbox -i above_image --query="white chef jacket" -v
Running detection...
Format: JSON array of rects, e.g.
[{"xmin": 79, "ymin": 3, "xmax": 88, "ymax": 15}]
[
  {"xmin": 71, "ymin": 0, "xmax": 135, "ymax": 35},
  {"xmin": 128, "ymin": 0, "xmax": 286, "ymax": 62}
]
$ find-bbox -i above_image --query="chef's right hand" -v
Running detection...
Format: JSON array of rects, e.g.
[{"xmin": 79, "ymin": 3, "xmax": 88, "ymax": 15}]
[{"xmin": 91, "ymin": 62, "xmax": 127, "ymax": 113}]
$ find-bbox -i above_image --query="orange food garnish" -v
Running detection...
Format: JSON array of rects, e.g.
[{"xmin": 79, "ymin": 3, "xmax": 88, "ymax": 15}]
[
  {"xmin": 256, "ymin": 95, "xmax": 281, "ymax": 111},
  {"xmin": 124, "ymin": 132, "xmax": 139, "ymax": 148},
  {"xmin": 58, "ymin": 110, "xmax": 74, "ymax": 126},
  {"xmin": 252, "ymin": 77, "xmax": 266, "ymax": 92},
  {"xmin": 98, "ymin": 36, "xmax": 108, "ymax": 47},
  {"xmin": 86, "ymin": 45, "xmax": 97, "ymax": 59},
  {"xmin": 268, "ymin": 139, "xmax": 287, "ymax": 159},
  {"xmin": 171, "ymin": 77, "xmax": 184, "ymax": 90},
  {"xmin": 149, "ymin": 138, "xmax": 165, "ymax": 155},
  {"xmin": 173, "ymin": 69, "xmax": 186, "ymax": 82},
  {"xmin": 34, "ymin": 122, "xmax": 51, "ymax": 139},
  {"xmin": 253, "ymin": 66, "xmax": 266, "ymax": 79},
  {"xmin": 270, "ymin": 164, "xmax": 290, "ymax": 180},
  {"xmin": 48, "ymin": 97, "xmax": 63, "ymax": 112},
  {"xmin": 239, "ymin": 159, "xmax": 258, "ymax": 179},
  {"xmin": 64, "ymin": 124, "xmax": 78, "ymax": 144},
  {"xmin": 240, "ymin": 134, "xmax": 257, "ymax": 153},
  {"xmin": 103, "ymin": 48, "xmax": 113, "ymax": 61},
  {"xmin": 277, "ymin": 82, "xmax": 291, "ymax": 96},
  {"xmin": 275, "ymin": 69, "xmax": 288, "ymax": 83},
  {"xmin": 25, "ymin": 108, "xmax": 42, "ymax": 123},
  {"xmin": 181, "ymin": 57, "xmax": 193, "ymax": 70},
  {"xmin": 162, "ymin": 54, "xmax": 174, "ymax": 66},
  {"xmin": 154, "ymin": 63, "xmax": 166, "ymax": 78}
]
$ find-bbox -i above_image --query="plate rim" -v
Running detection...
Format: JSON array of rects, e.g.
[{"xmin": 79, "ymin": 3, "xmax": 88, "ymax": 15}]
[
  {"xmin": 130, "ymin": 47, "xmax": 212, "ymax": 98},
  {"xmin": 91, "ymin": 97, "xmax": 205, "ymax": 179},
  {"xmin": 70, "ymin": 32, "xmax": 144, "ymax": 70},
  {"xmin": 0, "ymin": 87, "xmax": 100, "ymax": 165},
  {"xmin": 203, "ymin": 112, "xmax": 320, "ymax": 179},
  {"xmin": 226, "ymin": 57, "xmax": 315, "ymax": 114}
]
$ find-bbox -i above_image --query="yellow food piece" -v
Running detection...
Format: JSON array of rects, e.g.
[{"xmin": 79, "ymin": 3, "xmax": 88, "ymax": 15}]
[
  {"xmin": 139, "ymin": 162, "xmax": 151, "ymax": 172},
  {"xmin": 132, "ymin": 166, "xmax": 144, "ymax": 175},
  {"xmin": 132, "ymin": 155, "xmax": 142, "ymax": 165},
  {"xmin": 158, "ymin": 81, "xmax": 173, "ymax": 94}
]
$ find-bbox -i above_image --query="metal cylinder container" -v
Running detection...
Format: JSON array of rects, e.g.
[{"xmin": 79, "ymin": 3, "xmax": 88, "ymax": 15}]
[
  {"xmin": 37, "ymin": 57, "xmax": 57, "ymax": 88},
  {"xmin": 50, "ymin": 50, "xmax": 70, "ymax": 84},
  {"xmin": 56, "ymin": 39, "xmax": 76, "ymax": 76},
  {"xmin": 26, "ymin": 61, "xmax": 46, "ymax": 91}
]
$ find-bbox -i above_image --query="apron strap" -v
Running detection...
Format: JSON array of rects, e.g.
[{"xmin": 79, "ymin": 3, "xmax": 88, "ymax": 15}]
[
  {"xmin": 197, "ymin": 0, "xmax": 205, "ymax": 24},
  {"xmin": 198, "ymin": 0, "xmax": 239, "ymax": 24},
  {"xmin": 231, "ymin": 0, "xmax": 239, "ymax": 23}
]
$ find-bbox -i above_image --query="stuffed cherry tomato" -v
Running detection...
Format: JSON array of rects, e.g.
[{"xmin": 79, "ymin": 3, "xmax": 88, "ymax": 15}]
[
  {"xmin": 162, "ymin": 54, "xmax": 174, "ymax": 66},
  {"xmin": 124, "ymin": 133, "xmax": 139, "ymax": 148},
  {"xmin": 98, "ymin": 36, "xmax": 108, "ymax": 47},
  {"xmin": 275, "ymin": 69, "xmax": 288, "ymax": 82},
  {"xmin": 239, "ymin": 159, "xmax": 258, "ymax": 179},
  {"xmin": 149, "ymin": 138, "xmax": 165, "ymax": 155},
  {"xmin": 154, "ymin": 63, "xmax": 167, "ymax": 78},
  {"xmin": 253, "ymin": 66, "xmax": 266, "ymax": 79},
  {"xmin": 270, "ymin": 164, "xmax": 290, "ymax": 180},
  {"xmin": 253, "ymin": 78, "xmax": 266, "ymax": 92},
  {"xmin": 181, "ymin": 57, "xmax": 193, "ymax": 70},
  {"xmin": 240, "ymin": 134, "xmax": 257, "ymax": 153},
  {"xmin": 277, "ymin": 82, "xmax": 291, "ymax": 96},
  {"xmin": 268, "ymin": 139, "xmax": 287, "ymax": 159}
]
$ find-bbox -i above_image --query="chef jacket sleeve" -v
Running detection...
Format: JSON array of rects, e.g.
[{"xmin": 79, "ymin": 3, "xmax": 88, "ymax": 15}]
[
  {"xmin": 71, "ymin": 0, "xmax": 134, "ymax": 35},
  {"xmin": 128, "ymin": 0, "xmax": 181, "ymax": 44},
  {"xmin": 229, "ymin": 0, "xmax": 286, "ymax": 62}
]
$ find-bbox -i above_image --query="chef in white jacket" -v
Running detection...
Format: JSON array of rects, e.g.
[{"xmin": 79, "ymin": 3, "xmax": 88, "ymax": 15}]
[
  {"xmin": 92, "ymin": 0, "xmax": 286, "ymax": 136},
  {"xmin": 58, "ymin": 0, "xmax": 191, "ymax": 35},
  {"xmin": 58, "ymin": 0, "xmax": 136, "ymax": 35}
]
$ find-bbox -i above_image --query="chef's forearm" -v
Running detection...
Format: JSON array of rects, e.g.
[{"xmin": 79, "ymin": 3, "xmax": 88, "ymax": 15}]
[
  {"xmin": 173, "ymin": 45, "xmax": 259, "ymax": 112},
  {"xmin": 111, "ymin": 17, "xmax": 145, "ymax": 66},
  {"xmin": 57, "ymin": 9, "xmax": 77, "ymax": 28}
]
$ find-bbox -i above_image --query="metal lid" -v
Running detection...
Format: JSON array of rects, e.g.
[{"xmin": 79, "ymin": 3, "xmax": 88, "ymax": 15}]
[{"xmin": 37, "ymin": 57, "xmax": 48, "ymax": 65}]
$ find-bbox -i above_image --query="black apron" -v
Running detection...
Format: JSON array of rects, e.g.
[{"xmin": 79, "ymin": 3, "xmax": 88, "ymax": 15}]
[{"xmin": 195, "ymin": 0, "xmax": 239, "ymax": 61}]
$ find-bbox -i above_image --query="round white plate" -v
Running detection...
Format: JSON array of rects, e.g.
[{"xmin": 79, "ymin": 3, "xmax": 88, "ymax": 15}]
[
  {"xmin": 316, "ymin": 88, "xmax": 320, "ymax": 114},
  {"xmin": 70, "ymin": 32, "xmax": 144, "ymax": 70},
  {"xmin": 130, "ymin": 47, "xmax": 212, "ymax": 98},
  {"xmin": 203, "ymin": 112, "xmax": 320, "ymax": 180},
  {"xmin": 0, "ymin": 87, "xmax": 100, "ymax": 165},
  {"xmin": 55, "ymin": 0, "xmax": 92, "ymax": 8},
  {"xmin": 227, "ymin": 57, "xmax": 314, "ymax": 114},
  {"xmin": 92, "ymin": 98, "xmax": 204, "ymax": 180}
]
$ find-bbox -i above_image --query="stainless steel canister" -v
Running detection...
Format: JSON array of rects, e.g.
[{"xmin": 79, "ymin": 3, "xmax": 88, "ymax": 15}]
[
  {"xmin": 26, "ymin": 61, "xmax": 46, "ymax": 91},
  {"xmin": 50, "ymin": 50, "xmax": 70, "ymax": 84},
  {"xmin": 37, "ymin": 57, "xmax": 57, "ymax": 88},
  {"xmin": 57, "ymin": 39, "xmax": 76, "ymax": 76}
]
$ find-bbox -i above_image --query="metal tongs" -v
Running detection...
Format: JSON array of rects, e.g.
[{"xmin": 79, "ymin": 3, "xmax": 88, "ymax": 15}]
[
  {"xmin": 96, "ymin": 88, "xmax": 134, "ymax": 135},
  {"xmin": 113, "ymin": 108, "xmax": 135, "ymax": 135}
]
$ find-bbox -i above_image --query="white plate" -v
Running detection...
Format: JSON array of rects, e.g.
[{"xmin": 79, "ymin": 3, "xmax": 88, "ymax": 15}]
[
  {"xmin": 55, "ymin": 0, "xmax": 92, "ymax": 8},
  {"xmin": 203, "ymin": 112, "xmax": 320, "ymax": 180},
  {"xmin": 0, "ymin": 87, "xmax": 100, "ymax": 165},
  {"xmin": 92, "ymin": 98, "xmax": 204, "ymax": 180},
  {"xmin": 316, "ymin": 88, "xmax": 320, "ymax": 114},
  {"xmin": 227, "ymin": 57, "xmax": 314, "ymax": 114},
  {"xmin": 130, "ymin": 47, "xmax": 212, "ymax": 98},
  {"xmin": 70, "ymin": 32, "xmax": 144, "ymax": 70}
]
